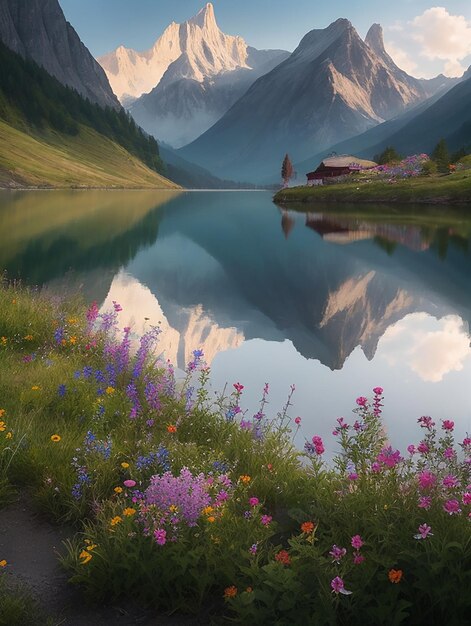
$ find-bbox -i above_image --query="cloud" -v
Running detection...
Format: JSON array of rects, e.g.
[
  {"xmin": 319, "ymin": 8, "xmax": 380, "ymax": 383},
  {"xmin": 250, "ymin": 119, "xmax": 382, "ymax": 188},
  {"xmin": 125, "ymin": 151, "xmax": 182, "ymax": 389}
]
[
  {"xmin": 381, "ymin": 314, "xmax": 471, "ymax": 383},
  {"xmin": 385, "ymin": 7, "xmax": 471, "ymax": 78}
]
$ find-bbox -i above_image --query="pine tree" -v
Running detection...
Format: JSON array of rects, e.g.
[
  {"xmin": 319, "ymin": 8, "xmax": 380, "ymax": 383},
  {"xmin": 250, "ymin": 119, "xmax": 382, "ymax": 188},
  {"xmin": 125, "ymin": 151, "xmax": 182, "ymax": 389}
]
[
  {"xmin": 374, "ymin": 146, "xmax": 401, "ymax": 165},
  {"xmin": 281, "ymin": 154, "xmax": 294, "ymax": 187},
  {"xmin": 431, "ymin": 139, "xmax": 450, "ymax": 173}
]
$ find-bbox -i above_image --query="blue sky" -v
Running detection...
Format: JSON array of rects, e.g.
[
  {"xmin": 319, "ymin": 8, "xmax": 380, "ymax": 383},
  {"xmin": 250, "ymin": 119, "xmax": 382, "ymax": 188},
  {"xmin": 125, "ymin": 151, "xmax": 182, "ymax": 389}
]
[{"xmin": 60, "ymin": 1, "xmax": 471, "ymax": 78}]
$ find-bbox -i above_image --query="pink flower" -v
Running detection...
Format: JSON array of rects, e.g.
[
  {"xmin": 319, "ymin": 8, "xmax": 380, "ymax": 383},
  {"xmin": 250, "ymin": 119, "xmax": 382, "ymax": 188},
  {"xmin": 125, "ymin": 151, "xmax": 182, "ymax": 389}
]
[
  {"xmin": 443, "ymin": 447, "xmax": 455, "ymax": 460},
  {"xmin": 331, "ymin": 576, "xmax": 352, "ymax": 595},
  {"xmin": 414, "ymin": 523, "xmax": 433, "ymax": 539},
  {"xmin": 312, "ymin": 436, "xmax": 325, "ymax": 455},
  {"xmin": 249, "ymin": 497, "xmax": 259, "ymax": 507},
  {"xmin": 154, "ymin": 529, "xmax": 166, "ymax": 545},
  {"xmin": 373, "ymin": 387, "xmax": 383, "ymax": 395},
  {"xmin": 418, "ymin": 471, "xmax": 436, "ymax": 491},
  {"xmin": 418, "ymin": 496, "xmax": 432, "ymax": 509},
  {"xmin": 329, "ymin": 545, "xmax": 347, "ymax": 563},
  {"xmin": 233, "ymin": 382, "xmax": 244, "ymax": 393},
  {"xmin": 407, "ymin": 444, "xmax": 416, "ymax": 455},
  {"xmin": 294, "ymin": 417, "xmax": 301, "ymax": 425},
  {"xmin": 377, "ymin": 446, "xmax": 402, "ymax": 468},
  {"xmin": 462, "ymin": 438, "xmax": 471, "ymax": 448},
  {"xmin": 442, "ymin": 475, "xmax": 460, "ymax": 489},
  {"xmin": 348, "ymin": 472, "xmax": 358, "ymax": 481},
  {"xmin": 442, "ymin": 420, "xmax": 454, "ymax": 431},
  {"xmin": 351, "ymin": 535, "xmax": 363, "ymax": 550},
  {"xmin": 418, "ymin": 416, "xmax": 435, "ymax": 430},
  {"xmin": 123, "ymin": 480, "xmax": 136, "ymax": 488},
  {"xmin": 371, "ymin": 462, "xmax": 381, "ymax": 473},
  {"xmin": 417, "ymin": 441, "xmax": 429, "ymax": 454},
  {"xmin": 443, "ymin": 499, "xmax": 461, "ymax": 515},
  {"xmin": 261, "ymin": 515, "xmax": 272, "ymax": 526},
  {"xmin": 356, "ymin": 397, "xmax": 368, "ymax": 407},
  {"xmin": 462, "ymin": 492, "xmax": 471, "ymax": 505},
  {"xmin": 353, "ymin": 553, "xmax": 365, "ymax": 565}
]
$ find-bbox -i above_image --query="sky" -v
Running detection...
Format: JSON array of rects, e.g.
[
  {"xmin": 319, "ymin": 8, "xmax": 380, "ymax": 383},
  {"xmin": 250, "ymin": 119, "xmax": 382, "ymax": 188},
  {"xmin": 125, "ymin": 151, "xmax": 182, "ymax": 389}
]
[{"xmin": 60, "ymin": 1, "xmax": 471, "ymax": 78}]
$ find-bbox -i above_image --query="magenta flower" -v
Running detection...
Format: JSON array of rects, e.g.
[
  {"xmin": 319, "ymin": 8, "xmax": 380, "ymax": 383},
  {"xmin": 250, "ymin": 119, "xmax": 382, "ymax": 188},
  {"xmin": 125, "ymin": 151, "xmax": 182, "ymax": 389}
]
[
  {"xmin": 351, "ymin": 535, "xmax": 364, "ymax": 550},
  {"xmin": 418, "ymin": 470, "xmax": 436, "ymax": 491},
  {"xmin": 312, "ymin": 435, "xmax": 325, "ymax": 455},
  {"xmin": 442, "ymin": 420, "xmax": 454, "ymax": 431},
  {"xmin": 414, "ymin": 523, "xmax": 433, "ymax": 540},
  {"xmin": 418, "ymin": 416, "xmax": 435, "ymax": 430},
  {"xmin": 233, "ymin": 382, "xmax": 244, "ymax": 393},
  {"xmin": 331, "ymin": 576, "xmax": 352, "ymax": 595},
  {"xmin": 371, "ymin": 461, "xmax": 381, "ymax": 473},
  {"xmin": 417, "ymin": 441, "xmax": 430, "ymax": 454},
  {"xmin": 348, "ymin": 472, "xmax": 358, "ymax": 481},
  {"xmin": 329, "ymin": 545, "xmax": 347, "ymax": 563},
  {"xmin": 443, "ymin": 447, "xmax": 455, "ymax": 460},
  {"xmin": 154, "ymin": 529, "xmax": 167, "ymax": 545},
  {"xmin": 443, "ymin": 499, "xmax": 461, "ymax": 515},
  {"xmin": 261, "ymin": 515, "xmax": 272, "ymax": 526},
  {"xmin": 418, "ymin": 496, "xmax": 432, "ymax": 509},
  {"xmin": 462, "ymin": 437, "xmax": 471, "ymax": 447},
  {"xmin": 442, "ymin": 475, "xmax": 460, "ymax": 489},
  {"xmin": 249, "ymin": 497, "xmax": 259, "ymax": 507},
  {"xmin": 356, "ymin": 397, "xmax": 368, "ymax": 407},
  {"xmin": 294, "ymin": 416, "xmax": 302, "ymax": 425},
  {"xmin": 407, "ymin": 444, "xmax": 416, "ymax": 455},
  {"xmin": 373, "ymin": 387, "xmax": 383, "ymax": 395},
  {"xmin": 377, "ymin": 446, "xmax": 402, "ymax": 468},
  {"xmin": 462, "ymin": 492, "xmax": 471, "ymax": 505},
  {"xmin": 353, "ymin": 553, "xmax": 365, "ymax": 565},
  {"xmin": 124, "ymin": 479, "xmax": 136, "ymax": 488}
]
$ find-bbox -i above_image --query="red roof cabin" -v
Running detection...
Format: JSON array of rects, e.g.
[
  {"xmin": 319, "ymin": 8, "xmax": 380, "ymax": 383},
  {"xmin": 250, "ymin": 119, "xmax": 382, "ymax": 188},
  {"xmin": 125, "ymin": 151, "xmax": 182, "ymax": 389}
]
[{"xmin": 306, "ymin": 155, "xmax": 377, "ymax": 186}]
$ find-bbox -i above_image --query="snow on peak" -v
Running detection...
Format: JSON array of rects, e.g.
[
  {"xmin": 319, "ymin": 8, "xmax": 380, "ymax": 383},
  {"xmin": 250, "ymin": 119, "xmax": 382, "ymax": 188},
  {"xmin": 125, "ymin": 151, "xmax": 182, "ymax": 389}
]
[{"xmin": 98, "ymin": 3, "xmax": 249, "ymax": 101}]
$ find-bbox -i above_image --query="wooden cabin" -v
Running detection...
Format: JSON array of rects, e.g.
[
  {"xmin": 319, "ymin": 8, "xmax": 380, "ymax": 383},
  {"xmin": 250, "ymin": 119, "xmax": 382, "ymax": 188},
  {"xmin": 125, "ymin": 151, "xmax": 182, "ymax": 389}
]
[{"xmin": 306, "ymin": 155, "xmax": 377, "ymax": 186}]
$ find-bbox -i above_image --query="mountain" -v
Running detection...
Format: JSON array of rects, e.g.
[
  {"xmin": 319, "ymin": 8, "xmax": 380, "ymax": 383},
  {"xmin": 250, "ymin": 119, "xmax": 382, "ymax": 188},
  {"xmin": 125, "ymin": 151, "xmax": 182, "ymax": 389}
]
[
  {"xmin": 179, "ymin": 20, "xmax": 433, "ymax": 182},
  {"xmin": 0, "ymin": 0, "xmax": 119, "ymax": 110},
  {"xmin": 0, "ymin": 41, "xmax": 178, "ymax": 189},
  {"xmin": 99, "ymin": 3, "xmax": 289, "ymax": 147}
]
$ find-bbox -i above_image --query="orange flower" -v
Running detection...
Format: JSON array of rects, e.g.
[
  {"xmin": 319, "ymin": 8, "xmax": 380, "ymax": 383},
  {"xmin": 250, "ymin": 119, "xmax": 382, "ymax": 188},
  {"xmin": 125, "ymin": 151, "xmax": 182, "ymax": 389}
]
[
  {"xmin": 121, "ymin": 462, "xmax": 130, "ymax": 469},
  {"xmin": 239, "ymin": 475, "xmax": 251, "ymax": 484},
  {"xmin": 114, "ymin": 487, "xmax": 123, "ymax": 494},
  {"xmin": 50, "ymin": 434, "xmax": 61, "ymax": 442},
  {"xmin": 69, "ymin": 336, "xmax": 77, "ymax": 345},
  {"xmin": 123, "ymin": 507, "xmax": 136, "ymax": 517},
  {"xmin": 388, "ymin": 569, "xmax": 403, "ymax": 584},
  {"xmin": 275, "ymin": 550, "xmax": 291, "ymax": 566},
  {"xmin": 301, "ymin": 521, "xmax": 315, "ymax": 534},
  {"xmin": 23, "ymin": 335, "xmax": 33, "ymax": 341},
  {"xmin": 224, "ymin": 586, "xmax": 238, "ymax": 598},
  {"xmin": 0, "ymin": 559, "xmax": 7, "ymax": 567},
  {"xmin": 167, "ymin": 425, "xmax": 177, "ymax": 433},
  {"xmin": 207, "ymin": 516, "xmax": 216, "ymax": 523},
  {"xmin": 0, "ymin": 409, "xmax": 6, "ymax": 417}
]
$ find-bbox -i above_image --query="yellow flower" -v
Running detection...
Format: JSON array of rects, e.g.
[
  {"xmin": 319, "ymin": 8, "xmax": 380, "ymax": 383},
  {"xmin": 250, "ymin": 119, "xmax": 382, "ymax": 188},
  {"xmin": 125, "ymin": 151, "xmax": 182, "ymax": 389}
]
[
  {"xmin": 239, "ymin": 475, "xmax": 251, "ymax": 484},
  {"xmin": 121, "ymin": 462, "xmax": 130, "ymax": 469},
  {"xmin": 203, "ymin": 506, "xmax": 214, "ymax": 515},
  {"xmin": 85, "ymin": 544, "xmax": 97, "ymax": 552},
  {"xmin": 79, "ymin": 550, "xmax": 92, "ymax": 564},
  {"xmin": 31, "ymin": 386, "xmax": 40, "ymax": 391},
  {"xmin": 24, "ymin": 334, "xmax": 33, "ymax": 341},
  {"xmin": 110, "ymin": 516, "xmax": 122, "ymax": 526},
  {"xmin": 207, "ymin": 516, "xmax": 216, "ymax": 523},
  {"xmin": 105, "ymin": 386, "xmax": 115, "ymax": 395},
  {"xmin": 69, "ymin": 336, "xmax": 77, "ymax": 345},
  {"xmin": 6, "ymin": 432, "xmax": 12, "ymax": 439},
  {"xmin": 0, "ymin": 409, "xmax": 5, "ymax": 417},
  {"xmin": 50, "ymin": 434, "xmax": 61, "ymax": 442},
  {"xmin": 0, "ymin": 422, "xmax": 6, "ymax": 432},
  {"xmin": 67, "ymin": 318, "xmax": 78, "ymax": 325},
  {"xmin": 0, "ymin": 559, "xmax": 7, "ymax": 567},
  {"xmin": 123, "ymin": 508, "xmax": 136, "ymax": 517},
  {"xmin": 169, "ymin": 504, "xmax": 178, "ymax": 513},
  {"xmin": 114, "ymin": 487, "xmax": 123, "ymax": 494},
  {"xmin": 1, "ymin": 337, "xmax": 7, "ymax": 345}
]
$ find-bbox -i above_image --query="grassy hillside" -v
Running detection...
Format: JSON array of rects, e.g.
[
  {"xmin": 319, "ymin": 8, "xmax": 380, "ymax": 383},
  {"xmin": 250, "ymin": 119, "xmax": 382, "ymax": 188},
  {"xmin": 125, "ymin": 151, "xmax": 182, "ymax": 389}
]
[
  {"xmin": 274, "ymin": 169, "xmax": 471, "ymax": 205},
  {"xmin": 0, "ymin": 120, "xmax": 180, "ymax": 189}
]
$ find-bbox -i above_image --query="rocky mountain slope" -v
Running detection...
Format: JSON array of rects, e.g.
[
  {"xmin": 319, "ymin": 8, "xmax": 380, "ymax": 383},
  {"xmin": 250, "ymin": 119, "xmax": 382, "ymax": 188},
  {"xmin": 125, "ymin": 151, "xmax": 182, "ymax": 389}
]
[
  {"xmin": 0, "ymin": 0, "xmax": 119, "ymax": 109},
  {"xmin": 100, "ymin": 3, "xmax": 289, "ymax": 147},
  {"xmin": 179, "ymin": 19, "xmax": 433, "ymax": 182}
]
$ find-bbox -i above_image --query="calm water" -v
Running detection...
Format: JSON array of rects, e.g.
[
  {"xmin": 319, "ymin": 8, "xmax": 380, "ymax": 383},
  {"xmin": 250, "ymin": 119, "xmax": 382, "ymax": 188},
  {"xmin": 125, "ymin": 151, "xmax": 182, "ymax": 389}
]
[{"xmin": 1, "ymin": 189, "xmax": 471, "ymax": 454}]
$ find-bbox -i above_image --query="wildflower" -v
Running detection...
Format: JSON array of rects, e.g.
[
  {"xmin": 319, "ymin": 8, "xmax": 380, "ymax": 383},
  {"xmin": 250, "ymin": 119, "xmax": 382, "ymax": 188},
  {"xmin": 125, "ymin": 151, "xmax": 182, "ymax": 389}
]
[
  {"xmin": 233, "ymin": 383, "xmax": 244, "ymax": 392},
  {"xmin": 24, "ymin": 334, "xmax": 33, "ymax": 341},
  {"xmin": 414, "ymin": 524, "xmax": 433, "ymax": 540},
  {"xmin": 105, "ymin": 386, "xmax": 115, "ymax": 395},
  {"xmin": 301, "ymin": 521, "xmax": 315, "ymax": 534},
  {"xmin": 418, "ymin": 496, "xmax": 432, "ymax": 509},
  {"xmin": 110, "ymin": 516, "xmax": 122, "ymax": 526},
  {"xmin": 0, "ymin": 560, "xmax": 7, "ymax": 567},
  {"xmin": 114, "ymin": 487, "xmax": 123, "ymax": 494},
  {"xmin": 121, "ymin": 462, "xmax": 130, "ymax": 469},
  {"xmin": 348, "ymin": 472, "xmax": 358, "ymax": 481},
  {"xmin": 249, "ymin": 497, "xmax": 259, "ymax": 507},
  {"xmin": 261, "ymin": 515, "xmax": 272, "ymax": 526},
  {"xmin": 418, "ymin": 470, "xmax": 436, "ymax": 490},
  {"xmin": 312, "ymin": 435, "xmax": 325, "ymax": 455},
  {"xmin": 442, "ymin": 475, "xmax": 460, "ymax": 489},
  {"xmin": 123, "ymin": 508, "xmax": 136, "ymax": 517},
  {"xmin": 462, "ymin": 492, "xmax": 471, "ymax": 505},
  {"xmin": 417, "ymin": 441, "xmax": 429, "ymax": 454},
  {"xmin": 249, "ymin": 544, "xmax": 258, "ymax": 555},
  {"xmin": 6, "ymin": 432, "xmax": 12, "ymax": 439},
  {"xmin": 294, "ymin": 416, "xmax": 302, "ymax": 425},
  {"xmin": 267, "ymin": 463, "xmax": 273, "ymax": 471},
  {"xmin": 377, "ymin": 446, "xmax": 402, "ymax": 468},
  {"xmin": 356, "ymin": 396, "xmax": 368, "ymax": 407},
  {"xmin": 442, "ymin": 420, "xmax": 454, "ymax": 431},
  {"xmin": 331, "ymin": 576, "xmax": 352, "ymax": 595},
  {"xmin": 329, "ymin": 545, "xmax": 347, "ymax": 563},
  {"xmin": 123, "ymin": 480, "xmax": 136, "ymax": 488},
  {"xmin": 373, "ymin": 387, "xmax": 383, "ymax": 395},
  {"xmin": 31, "ymin": 386, "xmax": 40, "ymax": 391},
  {"xmin": 203, "ymin": 506, "xmax": 214, "ymax": 515},
  {"xmin": 50, "ymin": 435, "xmax": 61, "ymax": 442},
  {"xmin": 443, "ymin": 499, "xmax": 461, "ymax": 515},
  {"xmin": 371, "ymin": 461, "xmax": 381, "ymax": 473},
  {"xmin": 0, "ymin": 409, "xmax": 5, "ymax": 418},
  {"xmin": 69, "ymin": 336, "xmax": 77, "ymax": 345},
  {"xmin": 388, "ymin": 569, "xmax": 403, "ymax": 583},
  {"xmin": 79, "ymin": 550, "xmax": 92, "ymax": 565},
  {"xmin": 0, "ymin": 421, "xmax": 5, "ymax": 432},
  {"xmin": 167, "ymin": 425, "xmax": 177, "ymax": 433},
  {"xmin": 275, "ymin": 550, "xmax": 291, "ymax": 566},
  {"xmin": 351, "ymin": 535, "xmax": 363, "ymax": 550},
  {"xmin": 240, "ymin": 475, "xmax": 251, "ymax": 484},
  {"xmin": 224, "ymin": 586, "xmax": 238, "ymax": 599},
  {"xmin": 57, "ymin": 384, "xmax": 66, "ymax": 397},
  {"xmin": 353, "ymin": 553, "xmax": 365, "ymax": 565},
  {"xmin": 154, "ymin": 529, "xmax": 167, "ymax": 545},
  {"xmin": 207, "ymin": 516, "xmax": 216, "ymax": 523},
  {"xmin": 407, "ymin": 444, "xmax": 416, "ymax": 455},
  {"xmin": 418, "ymin": 416, "xmax": 435, "ymax": 430}
]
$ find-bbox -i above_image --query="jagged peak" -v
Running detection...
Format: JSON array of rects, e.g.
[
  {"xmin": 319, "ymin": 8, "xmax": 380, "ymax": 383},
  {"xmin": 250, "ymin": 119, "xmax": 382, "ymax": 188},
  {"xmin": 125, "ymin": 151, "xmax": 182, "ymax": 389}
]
[
  {"xmin": 188, "ymin": 3, "xmax": 217, "ymax": 29},
  {"xmin": 365, "ymin": 23, "xmax": 386, "ymax": 55},
  {"xmin": 295, "ymin": 18, "xmax": 355, "ymax": 58}
]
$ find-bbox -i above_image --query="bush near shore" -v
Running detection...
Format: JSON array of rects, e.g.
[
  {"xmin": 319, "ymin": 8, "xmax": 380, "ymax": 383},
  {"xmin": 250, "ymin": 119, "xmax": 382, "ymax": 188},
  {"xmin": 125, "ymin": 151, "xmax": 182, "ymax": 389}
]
[{"xmin": 0, "ymin": 279, "xmax": 470, "ymax": 624}]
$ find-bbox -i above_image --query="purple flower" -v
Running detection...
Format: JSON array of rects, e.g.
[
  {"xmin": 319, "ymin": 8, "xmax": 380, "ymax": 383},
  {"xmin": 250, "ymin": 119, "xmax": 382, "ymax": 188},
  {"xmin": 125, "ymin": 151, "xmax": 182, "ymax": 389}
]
[
  {"xmin": 418, "ymin": 416, "xmax": 435, "ymax": 430},
  {"xmin": 418, "ymin": 441, "xmax": 430, "ymax": 454},
  {"xmin": 331, "ymin": 576, "xmax": 352, "ymax": 595},
  {"xmin": 154, "ymin": 529, "xmax": 167, "ymax": 545},
  {"xmin": 249, "ymin": 543, "xmax": 258, "ymax": 555},
  {"xmin": 57, "ymin": 384, "xmax": 66, "ymax": 397},
  {"xmin": 443, "ymin": 499, "xmax": 461, "ymax": 515},
  {"xmin": 261, "ymin": 515, "xmax": 272, "ymax": 526},
  {"xmin": 414, "ymin": 523, "xmax": 433, "ymax": 540},
  {"xmin": 443, "ymin": 447, "xmax": 455, "ymax": 460},
  {"xmin": 348, "ymin": 472, "xmax": 358, "ymax": 481},
  {"xmin": 329, "ymin": 545, "xmax": 347, "ymax": 563},
  {"xmin": 353, "ymin": 553, "xmax": 365, "ymax": 565},
  {"xmin": 351, "ymin": 535, "xmax": 363, "ymax": 550},
  {"xmin": 418, "ymin": 496, "xmax": 432, "ymax": 509}
]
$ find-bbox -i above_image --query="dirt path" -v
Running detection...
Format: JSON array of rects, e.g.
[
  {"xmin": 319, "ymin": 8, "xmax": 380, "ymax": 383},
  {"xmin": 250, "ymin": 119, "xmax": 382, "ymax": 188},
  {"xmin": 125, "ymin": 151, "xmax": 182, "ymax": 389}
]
[{"xmin": 0, "ymin": 499, "xmax": 201, "ymax": 625}]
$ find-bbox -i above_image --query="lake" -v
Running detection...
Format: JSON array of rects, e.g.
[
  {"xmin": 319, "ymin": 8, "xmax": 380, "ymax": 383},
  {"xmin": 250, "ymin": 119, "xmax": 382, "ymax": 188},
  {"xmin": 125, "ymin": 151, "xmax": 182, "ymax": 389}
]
[{"xmin": 1, "ymin": 189, "xmax": 470, "ymax": 456}]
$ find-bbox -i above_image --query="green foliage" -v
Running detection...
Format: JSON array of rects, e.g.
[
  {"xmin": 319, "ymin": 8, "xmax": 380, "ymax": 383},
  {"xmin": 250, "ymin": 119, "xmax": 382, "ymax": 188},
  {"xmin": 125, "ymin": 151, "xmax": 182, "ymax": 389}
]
[
  {"xmin": 431, "ymin": 138, "xmax": 451, "ymax": 173},
  {"xmin": 421, "ymin": 159, "xmax": 438, "ymax": 176},
  {"xmin": 451, "ymin": 147, "xmax": 468, "ymax": 164},
  {"xmin": 0, "ymin": 41, "xmax": 165, "ymax": 175},
  {"xmin": 0, "ymin": 575, "xmax": 52, "ymax": 626},
  {"xmin": 281, "ymin": 154, "xmax": 294, "ymax": 184},
  {"xmin": 374, "ymin": 146, "xmax": 401, "ymax": 165}
]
